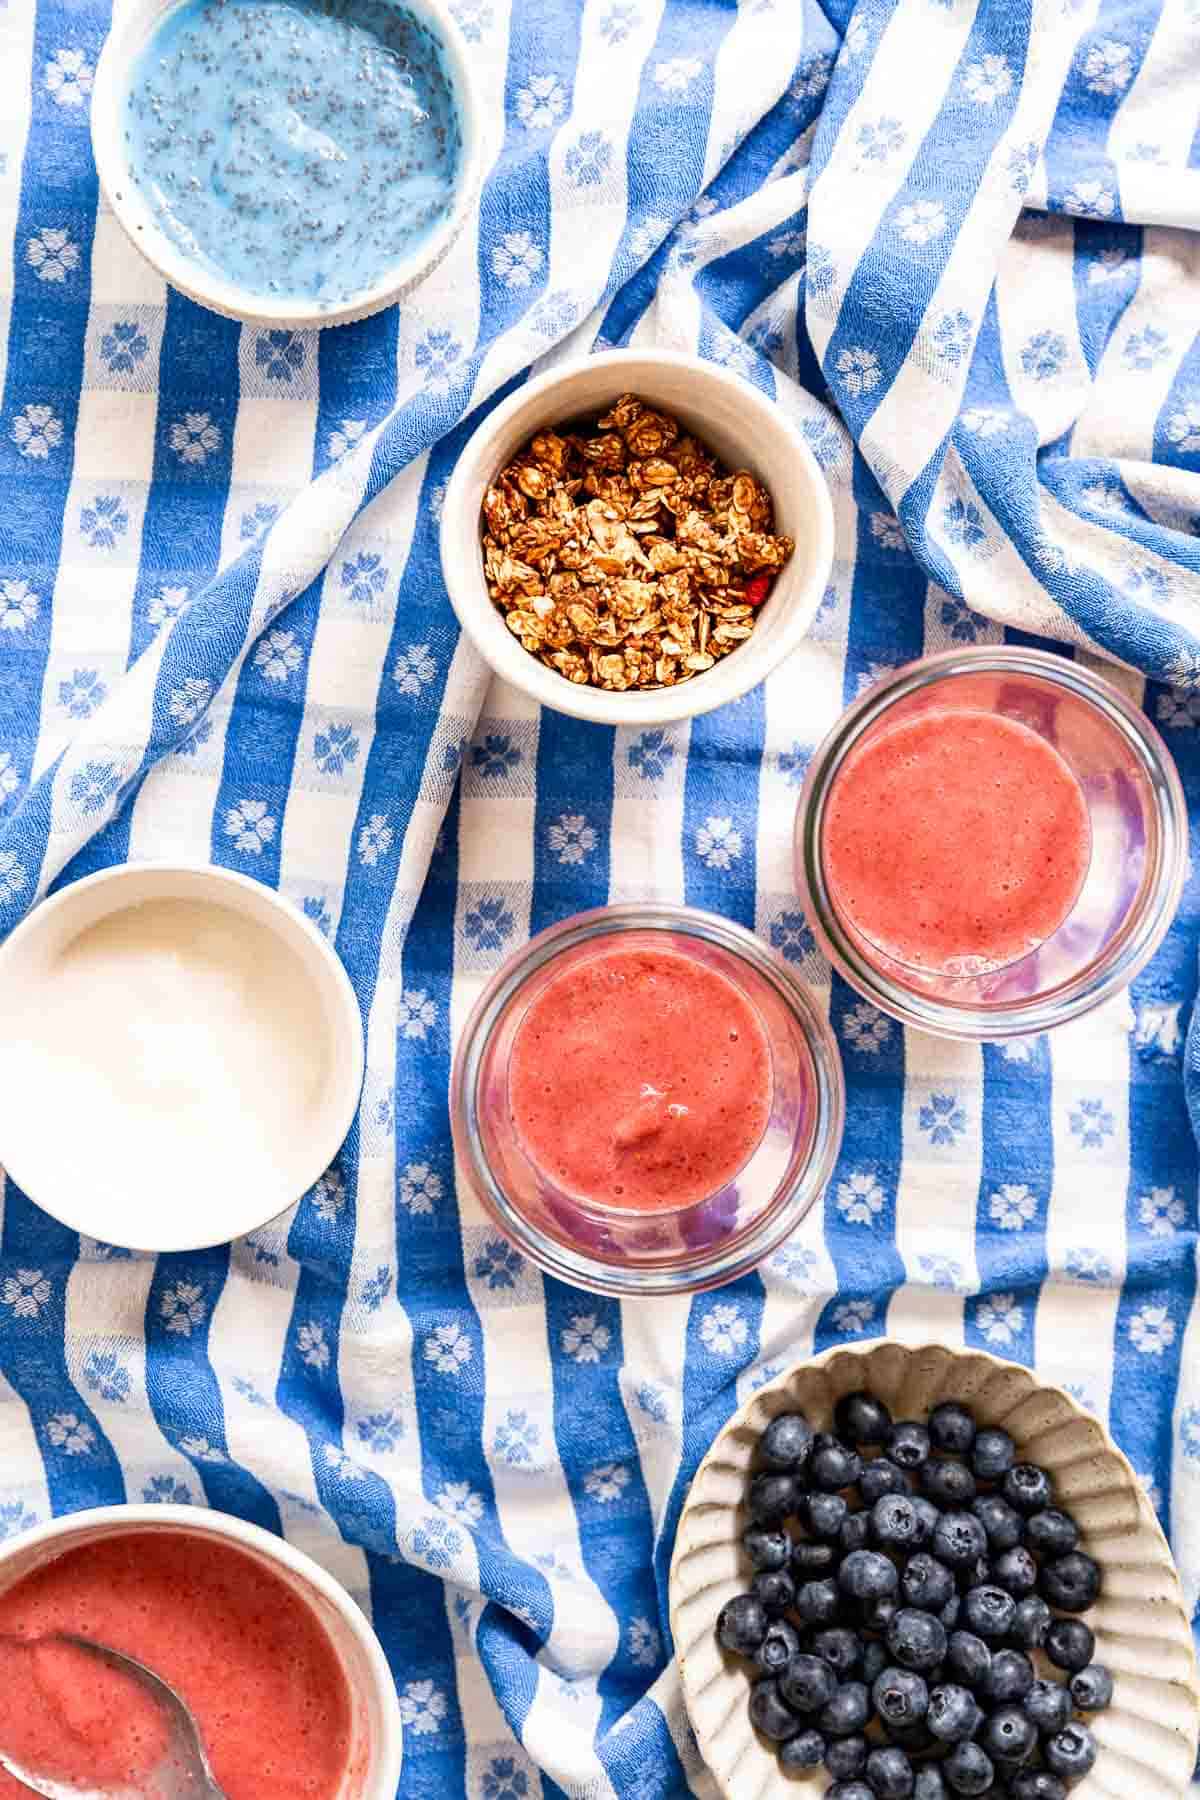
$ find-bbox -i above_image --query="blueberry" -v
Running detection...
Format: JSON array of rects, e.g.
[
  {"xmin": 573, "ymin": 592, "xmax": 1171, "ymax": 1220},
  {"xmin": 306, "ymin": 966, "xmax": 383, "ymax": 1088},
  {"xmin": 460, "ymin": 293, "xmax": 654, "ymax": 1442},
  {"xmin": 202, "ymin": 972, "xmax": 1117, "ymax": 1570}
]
[
  {"xmin": 888, "ymin": 1608, "xmax": 948, "ymax": 1673},
  {"xmin": 865, "ymin": 1746, "xmax": 915, "ymax": 1799},
  {"xmin": 840, "ymin": 1510, "xmax": 873, "ymax": 1556},
  {"xmin": 860, "ymin": 1457, "xmax": 910, "ymax": 1505},
  {"xmin": 939, "ymin": 1593, "xmax": 961, "ymax": 1631},
  {"xmin": 812, "ymin": 1442, "xmax": 864, "ymax": 1492},
  {"xmin": 748, "ymin": 1471, "xmax": 798, "ymax": 1525},
  {"xmin": 1044, "ymin": 1721, "xmax": 1098, "ymax": 1781},
  {"xmin": 910, "ymin": 1496, "xmax": 940, "ymax": 1546},
  {"xmin": 796, "ymin": 1577, "xmax": 841, "ymax": 1627},
  {"xmin": 716, "ymin": 1593, "xmax": 768, "ymax": 1656},
  {"xmin": 1002, "ymin": 1463, "xmax": 1053, "ymax": 1516},
  {"xmin": 1008, "ymin": 1776, "xmax": 1067, "ymax": 1800},
  {"xmin": 1044, "ymin": 1617, "xmax": 1094, "ymax": 1673},
  {"xmin": 861, "ymin": 1639, "xmax": 888, "ymax": 1686},
  {"xmin": 933, "ymin": 1511, "xmax": 988, "ymax": 1569},
  {"xmin": 927, "ymin": 1682, "xmax": 981, "ymax": 1743},
  {"xmin": 945, "ymin": 1630, "xmax": 991, "ymax": 1690},
  {"xmin": 873, "ymin": 1494, "xmax": 923, "ymax": 1553},
  {"xmin": 971, "ymin": 1427, "xmax": 1016, "ymax": 1482},
  {"xmin": 971, "ymin": 1493, "xmax": 1023, "ymax": 1553},
  {"xmin": 793, "ymin": 1539, "xmax": 838, "ymax": 1575},
  {"xmin": 889, "ymin": 1421, "xmax": 932, "ymax": 1471},
  {"xmin": 840, "ymin": 1548, "xmax": 900, "ymax": 1604},
  {"xmin": 807, "ymin": 1492, "xmax": 850, "ymax": 1541},
  {"xmin": 922, "ymin": 1458, "xmax": 977, "ymax": 1508},
  {"xmin": 779, "ymin": 1726, "xmax": 826, "ymax": 1771},
  {"xmin": 903, "ymin": 1553, "xmax": 956, "ymax": 1613},
  {"xmin": 1070, "ymin": 1663, "xmax": 1113, "ymax": 1711},
  {"xmin": 913, "ymin": 1771, "xmax": 947, "ymax": 1800},
  {"xmin": 942, "ymin": 1741, "xmax": 994, "ymax": 1796},
  {"xmin": 872, "ymin": 1666, "xmax": 930, "ymax": 1729},
  {"xmin": 1023, "ymin": 1677, "xmax": 1073, "ymax": 1737},
  {"xmin": 1023, "ymin": 1508, "xmax": 1078, "ymax": 1559},
  {"xmin": 929, "ymin": 1403, "xmax": 976, "ymax": 1456},
  {"xmin": 961, "ymin": 1585, "xmax": 1015, "ymax": 1642},
  {"xmin": 827, "ymin": 1785, "xmax": 874, "ymax": 1800},
  {"xmin": 983, "ymin": 1647, "xmax": 1034, "ymax": 1704},
  {"xmin": 1040, "ymin": 1550, "xmax": 1101, "ymax": 1614},
  {"xmin": 992, "ymin": 1546, "xmax": 1038, "ymax": 1599},
  {"xmin": 742, "ymin": 1524, "xmax": 791, "ymax": 1572},
  {"xmin": 835, "ymin": 1391, "xmax": 894, "ymax": 1446},
  {"xmin": 980, "ymin": 1705, "xmax": 1037, "ymax": 1767},
  {"xmin": 819, "ymin": 1680, "xmax": 871, "ymax": 1737},
  {"xmin": 749, "ymin": 1675, "xmax": 801, "ymax": 1741},
  {"xmin": 1009, "ymin": 1596, "xmax": 1051, "ymax": 1651},
  {"xmin": 780, "ymin": 1653, "xmax": 837, "ymax": 1714},
  {"xmin": 825, "ymin": 1735, "xmax": 869, "ymax": 1780},
  {"xmin": 814, "ymin": 1627, "xmax": 863, "ymax": 1678},
  {"xmin": 751, "ymin": 1568, "xmax": 795, "ymax": 1616},
  {"xmin": 760, "ymin": 1411, "xmax": 814, "ymax": 1472},
  {"xmin": 755, "ymin": 1617, "xmax": 802, "ymax": 1675}
]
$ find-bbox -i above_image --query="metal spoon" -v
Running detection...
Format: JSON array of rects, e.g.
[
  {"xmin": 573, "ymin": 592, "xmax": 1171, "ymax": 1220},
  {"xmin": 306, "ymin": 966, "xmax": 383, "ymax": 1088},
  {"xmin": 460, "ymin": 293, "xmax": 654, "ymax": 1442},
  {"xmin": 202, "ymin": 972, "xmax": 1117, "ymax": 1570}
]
[{"xmin": 0, "ymin": 1633, "xmax": 227, "ymax": 1800}]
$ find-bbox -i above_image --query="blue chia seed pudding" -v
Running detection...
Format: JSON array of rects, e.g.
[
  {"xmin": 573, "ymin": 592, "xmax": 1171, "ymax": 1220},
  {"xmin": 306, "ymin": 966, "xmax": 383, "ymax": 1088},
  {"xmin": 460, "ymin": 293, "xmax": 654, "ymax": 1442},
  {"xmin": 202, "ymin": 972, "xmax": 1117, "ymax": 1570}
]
[{"xmin": 122, "ymin": 0, "xmax": 463, "ymax": 307}]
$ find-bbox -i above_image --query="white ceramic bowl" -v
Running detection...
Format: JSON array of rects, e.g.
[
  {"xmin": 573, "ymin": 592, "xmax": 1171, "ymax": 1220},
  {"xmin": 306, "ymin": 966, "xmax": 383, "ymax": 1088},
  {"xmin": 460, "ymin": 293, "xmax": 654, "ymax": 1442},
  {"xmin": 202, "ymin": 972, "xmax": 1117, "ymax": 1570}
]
[
  {"xmin": 90, "ymin": 0, "xmax": 483, "ymax": 329},
  {"xmin": 0, "ymin": 1505, "xmax": 402, "ymax": 1796},
  {"xmin": 670, "ymin": 1341, "xmax": 1200, "ymax": 1800},
  {"xmin": 440, "ymin": 350, "xmax": 836, "ymax": 726},
  {"xmin": 0, "ymin": 862, "xmax": 364, "ymax": 1252}
]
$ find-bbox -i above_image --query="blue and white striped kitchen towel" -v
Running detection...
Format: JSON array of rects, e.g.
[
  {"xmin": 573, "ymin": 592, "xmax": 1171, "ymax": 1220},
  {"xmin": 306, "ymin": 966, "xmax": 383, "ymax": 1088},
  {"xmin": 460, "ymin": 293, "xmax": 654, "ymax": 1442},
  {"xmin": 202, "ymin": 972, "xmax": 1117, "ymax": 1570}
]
[{"xmin": 3, "ymin": 0, "xmax": 1200, "ymax": 1793}]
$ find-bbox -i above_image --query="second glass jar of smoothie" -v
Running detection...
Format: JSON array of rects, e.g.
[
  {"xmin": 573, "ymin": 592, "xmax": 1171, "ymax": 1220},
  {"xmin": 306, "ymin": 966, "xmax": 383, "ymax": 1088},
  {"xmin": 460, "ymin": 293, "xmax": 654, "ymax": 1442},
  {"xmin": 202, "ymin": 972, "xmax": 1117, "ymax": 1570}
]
[{"xmin": 451, "ymin": 905, "xmax": 844, "ymax": 1296}]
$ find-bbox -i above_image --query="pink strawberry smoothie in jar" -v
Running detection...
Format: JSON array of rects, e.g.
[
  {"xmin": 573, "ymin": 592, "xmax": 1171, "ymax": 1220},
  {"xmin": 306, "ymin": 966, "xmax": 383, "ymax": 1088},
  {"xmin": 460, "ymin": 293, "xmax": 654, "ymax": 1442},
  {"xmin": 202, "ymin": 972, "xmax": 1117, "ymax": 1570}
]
[
  {"xmin": 451, "ymin": 905, "xmax": 845, "ymax": 1297},
  {"xmin": 821, "ymin": 708, "xmax": 1092, "ymax": 978},
  {"xmin": 508, "ymin": 942, "xmax": 773, "ymax": 1212},
  {"xmin": 0, "ymin": 1529, "xmax": 352, "ymax": 1800},
  {"xmin": 795, "ymin": 647, "xmax": 1188, "ymax": 1040}
]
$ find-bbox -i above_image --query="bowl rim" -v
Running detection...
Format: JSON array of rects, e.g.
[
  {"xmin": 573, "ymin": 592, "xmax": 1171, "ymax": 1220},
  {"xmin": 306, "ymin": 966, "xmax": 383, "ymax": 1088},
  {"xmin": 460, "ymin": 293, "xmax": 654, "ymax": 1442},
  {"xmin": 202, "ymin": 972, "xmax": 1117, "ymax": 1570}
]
[
  {"xmin": 439, "ymin": 348, "xmax": 836, "ymax": 727},
  {"xmin": 0, "ymin": 1503, "xmax": 403, "ymax": 1796},
  {"xmin": 89, "ymin": 0, "xmax": 485, "ymax": 330},
  {"xmin": 669, "ymin": 1338, "xmax": 1200, "ymax": 1800},
  {"xmin": 0, "ymin": 859, "xmax": 365, "ymax": 1252}
]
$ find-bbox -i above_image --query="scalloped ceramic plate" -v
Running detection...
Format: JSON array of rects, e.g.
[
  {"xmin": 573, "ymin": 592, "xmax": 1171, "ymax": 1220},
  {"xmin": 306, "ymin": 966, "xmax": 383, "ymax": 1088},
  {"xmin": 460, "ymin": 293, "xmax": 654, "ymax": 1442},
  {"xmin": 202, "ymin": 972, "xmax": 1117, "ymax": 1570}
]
[{"xmin": 670, "ymin": 1341, "xmax": 1200, "ymax": 1800}]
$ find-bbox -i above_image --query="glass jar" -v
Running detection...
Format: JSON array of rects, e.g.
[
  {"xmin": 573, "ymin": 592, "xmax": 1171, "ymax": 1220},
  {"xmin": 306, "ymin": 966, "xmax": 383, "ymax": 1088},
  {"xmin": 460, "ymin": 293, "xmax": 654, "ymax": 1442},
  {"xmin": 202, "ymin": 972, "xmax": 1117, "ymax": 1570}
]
[
  {"xmin": 450, "ymin": 904, "xmax": 845, "ymax": 1297},
  {"xmin": 794, "ymin": 647, "xmax": 1188, "ymax": 1040}
]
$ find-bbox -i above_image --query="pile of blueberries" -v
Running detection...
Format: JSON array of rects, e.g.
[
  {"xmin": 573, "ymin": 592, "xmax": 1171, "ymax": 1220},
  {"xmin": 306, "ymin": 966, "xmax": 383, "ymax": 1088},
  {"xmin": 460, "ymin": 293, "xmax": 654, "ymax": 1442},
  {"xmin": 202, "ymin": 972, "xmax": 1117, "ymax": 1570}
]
[{"xmin": 715, "ymin": 1392, "xmax": 1112, "ymax": 1799}]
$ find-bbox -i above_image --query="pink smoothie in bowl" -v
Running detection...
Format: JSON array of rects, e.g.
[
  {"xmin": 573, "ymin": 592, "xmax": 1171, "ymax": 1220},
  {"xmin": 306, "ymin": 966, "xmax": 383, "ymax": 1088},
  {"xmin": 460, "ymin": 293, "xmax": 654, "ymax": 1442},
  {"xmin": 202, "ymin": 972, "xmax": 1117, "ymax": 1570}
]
[{"xmin": 0, "ymin": 1530, "xmax": 352, "ymax": 1800}]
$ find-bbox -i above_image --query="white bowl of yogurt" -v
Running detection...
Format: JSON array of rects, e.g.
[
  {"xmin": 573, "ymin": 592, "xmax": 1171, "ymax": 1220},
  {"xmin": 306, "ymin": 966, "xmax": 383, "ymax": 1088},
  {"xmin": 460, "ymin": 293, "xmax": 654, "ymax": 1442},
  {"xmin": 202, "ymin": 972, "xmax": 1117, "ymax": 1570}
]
[
  {"xmin": 0, "ymin": 862, "xmax": 364, "ymax": 1252},
  {"xmin": 0, "ymin": 1504, "xmax": 403, "ymax": 1799},
  {"xmin": 90, "ymin": 0, "xmax": 483, "ymax": 327}
]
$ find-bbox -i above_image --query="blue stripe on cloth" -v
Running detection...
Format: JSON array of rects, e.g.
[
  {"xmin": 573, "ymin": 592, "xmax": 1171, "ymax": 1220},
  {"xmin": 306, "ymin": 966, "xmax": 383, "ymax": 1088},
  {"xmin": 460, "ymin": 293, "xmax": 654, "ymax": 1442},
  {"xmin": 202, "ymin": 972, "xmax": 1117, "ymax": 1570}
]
[
  {"xmin": 366, "ymin": 1553, "xmax": 467, "ymax": 1800},
  {"xmin": 529, "ymin": 715, "xmax": 613, "ymax": 929},
  {"xmin": 313, "ymin": 311, "xmax": 401, "ymax": 480},
  {"xmin": 815, "ymin": 467, "xmax": 919, "ymax": 1349},
  {"xmin": 1070, "ymin": 220, "xmax": 1144, "ymax": 383},
  {"xmin": 596, "ymin": 1691, "xmax": 690, "ymax": 1800},
  {"xmin": 543, "ymin": 1283, "xmax": 657, "ymax": 1735},
  {"xmin": 965, "ymin": 1038, "xmax": 1050, "ymax": 1365},
  {"xmin": 0, "ymin": 1183, "xmax": 123, "ymax": 1509},
  {"xmin": 1108, "ymin": 690, "xmax": 1200, "ymax": 1539},
  {"xmin": 822, "ymin": 1, "xmax": 1029, "ymax": 436},
  {"xmin": 144, "ymin": 1249, "xmax": 281, "ymax": 1528}
]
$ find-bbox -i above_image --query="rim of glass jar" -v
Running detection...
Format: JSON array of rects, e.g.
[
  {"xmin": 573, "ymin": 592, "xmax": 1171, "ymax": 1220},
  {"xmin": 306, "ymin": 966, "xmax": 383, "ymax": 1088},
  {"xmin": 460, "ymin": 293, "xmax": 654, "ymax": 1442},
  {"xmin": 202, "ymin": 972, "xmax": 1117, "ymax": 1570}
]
[
  {"xmin": 450, "ymin": 903, "xmax": 846, "ymax": 1298},
  {"xmin": 795, "ymin": 646, "xmax": 1189, "ymax": 1042}
]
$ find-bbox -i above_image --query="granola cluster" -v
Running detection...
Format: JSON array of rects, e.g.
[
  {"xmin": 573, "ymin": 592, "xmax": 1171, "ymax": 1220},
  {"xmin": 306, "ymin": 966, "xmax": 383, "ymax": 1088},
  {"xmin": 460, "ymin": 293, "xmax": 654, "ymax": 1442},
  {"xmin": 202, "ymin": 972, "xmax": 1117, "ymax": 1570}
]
[{"xmin": 480, "ymin": 394, "xmax": 795, "ymax": 692}]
